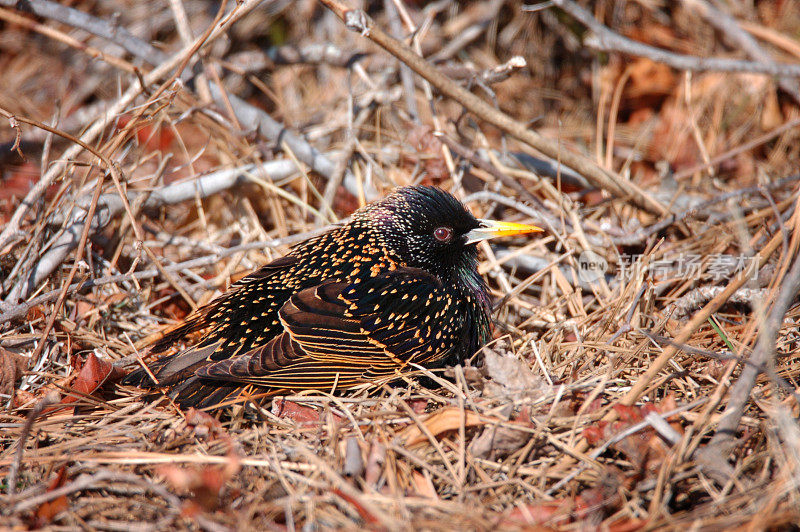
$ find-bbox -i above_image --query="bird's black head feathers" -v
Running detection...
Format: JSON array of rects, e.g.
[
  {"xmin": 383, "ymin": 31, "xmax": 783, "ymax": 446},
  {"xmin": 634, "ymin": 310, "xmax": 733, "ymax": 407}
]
[{"xmin": 358, "ymin": 186, "xmax": 487, "ymax": 300}]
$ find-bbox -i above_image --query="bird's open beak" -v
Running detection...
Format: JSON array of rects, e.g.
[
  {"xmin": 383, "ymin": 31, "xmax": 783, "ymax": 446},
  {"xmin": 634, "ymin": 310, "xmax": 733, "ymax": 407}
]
[{"xmin": 464, "ymin": 219, "xmax": 543, "ymax": 245}]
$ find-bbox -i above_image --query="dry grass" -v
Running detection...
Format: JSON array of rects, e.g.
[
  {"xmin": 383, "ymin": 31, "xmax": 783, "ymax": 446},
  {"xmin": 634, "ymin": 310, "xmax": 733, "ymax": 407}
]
[{"xmin": 2, "ymin": 0, "xmax": 800, "ymax": 529}]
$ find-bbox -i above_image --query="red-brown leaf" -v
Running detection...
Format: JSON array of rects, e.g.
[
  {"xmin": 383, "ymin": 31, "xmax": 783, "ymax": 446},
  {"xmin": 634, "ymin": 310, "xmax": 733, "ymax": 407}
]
[
  {"xmin": 59, "ymin": 353, "xmax": 124, "ymax": 407},
  {"xmin": 500, "ymin": 500, "xmax": 572, "ymax": 527},
  {"xmin": 271, "ymin": 397, "xmax": 343, "ymax": 425},
  {"xmin": 0, "ymin": 347, "xmax": 29, "ymax": 397},
  {"xmin": 33, "ymin": 466, "xmax": 69, "ymax": 526}
]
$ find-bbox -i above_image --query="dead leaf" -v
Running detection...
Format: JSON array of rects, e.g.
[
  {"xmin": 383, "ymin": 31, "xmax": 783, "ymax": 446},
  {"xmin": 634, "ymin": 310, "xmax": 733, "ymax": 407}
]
[
  {"xmin": 500, "ymin": 499, "xmax": 572, "ymax": 527},
  {"xmin": 184, "ymin": 407, "xmax": 225, "ymax": 439},
  {"xmin": 411, "ymin": 471, "xmax": 438, "ymax": 499},
  {"xmin": 158, "ymin": 454, "xmax": 241, "ymax": 514},
  {"xmin": 469, "ymin": 406, "xmax": 536, "ymax": 459},
  {"xmin": 75, "ymin": 299, "xmax": 94, "ymax": 321},
  {"xmin": 76, "ymin": 292, "xmax": 131, "ymax": 321},
  {"xmin": 407, "ymin": 398, "xmax": 429, "ymax": 414},
  {"xmin": 117, "ymin": 114, "xmax": 175, "ymax": 151},
  {"xmin": 32, "ymin": 466, "xmax": 69, "ymax": 526},
  {"xmin": 272, "ymin": 397, "xmax": 343, "ymax": 425},
  {"xmin": 582, "ymin": 398, "xmax": 683, "ymax": 481},
  {"xmin": 26, "ymin": 305, "xmax": 45, "ymax": 321},
  {"xmin": 624, "ymin": 58, "xmax": 676, "ymax": 99},
  {"xmin": 0, "ymin": 347, "xmax": 29, "ymax": 397},
  {"xmin": 405, "ymin": 124, "xmax": 448, "ymax": 181},
  {"xmin": 331, "ymin": 488, "xmax": 380, "ymax": 526},
  {"xmin": 468, "ymin": 423, "xmax": 530, "ymax": 460},
  {"xmin": 606, "ymin": 518, "xmax": 647, "ymax": 532},
  {"xmin": 12, "ymin": 388, "xmax": 36, "ymax": 408},
  {"xmin": 44, "ymin": 353, "xmax": 124, "ymax": 410},
  {"xmin": 61, "ymin": 353, "xmax": 122, "ymax": 404},
  {"xmin": 500, "ymin": 473, "xmax": 625, "ymax": 528},
  {"xmin": 401, "ymin": 407, "xmax": 486, "ymax": 446},
  {"xmin": 482, "ymin": 347, "xmax": 545, "ymax": 398}
]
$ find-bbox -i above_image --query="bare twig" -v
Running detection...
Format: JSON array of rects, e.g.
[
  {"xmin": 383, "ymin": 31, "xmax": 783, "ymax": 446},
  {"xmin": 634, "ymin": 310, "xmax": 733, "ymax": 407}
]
[
  {"xmin": 0, "ymin": 0, "xmax": 163, "ymax": 60},
  {"xmin": 696, "ymin": 248, "xmax": 800, "ymax": 483},
  {"xmin": 667, "ymin": 286, "xmax": 769, "ymax": 319},
  {"xmin": 0, "ymin": 7, "xmax": 137, "ymax": 73},
  {"xmin": 318, "ymin": 0, "xmax": 667, "ymax": 216},
  {"xmin": 3, "ymin": 160, "xmax": 300, "ymax": 306},
  {"xmin": 438, "ymin": 56, "xmax": 528, "ymax": 86},
  {"xmin": 552, "ymin": 0, "xmax": 800, "ymax": 78},
  {"xmin": 682, "ymin": 0, "xmax": 800, "ymax": 104},
  {"xmin": 5, "ymin": 392, "xmax": 60, "ymax": 497},
  {"xmin": 266, "ymin": 43, "xmax": 366, "ymax": 67},
  {"xmin": 207, "ymin": 83, "xmax": 374, "ymax": 201}
]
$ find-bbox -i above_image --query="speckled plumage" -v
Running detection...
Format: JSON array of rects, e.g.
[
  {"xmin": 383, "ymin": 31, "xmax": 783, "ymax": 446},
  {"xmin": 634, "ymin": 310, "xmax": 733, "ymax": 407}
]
[{"xmin": 124, "ymin": 186, "xmax": 537, "ymax": 410}]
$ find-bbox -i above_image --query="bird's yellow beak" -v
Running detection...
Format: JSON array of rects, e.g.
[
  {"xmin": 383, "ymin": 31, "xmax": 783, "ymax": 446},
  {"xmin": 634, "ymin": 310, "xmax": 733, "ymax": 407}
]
[{"xmin": 464, "ymin": 219, "xmax": 543, "ymax": 245}]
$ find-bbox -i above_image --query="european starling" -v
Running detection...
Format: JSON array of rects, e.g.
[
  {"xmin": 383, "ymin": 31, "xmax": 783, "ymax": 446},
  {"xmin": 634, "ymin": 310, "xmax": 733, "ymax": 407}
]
[{"xmin": 123, "ymin": 186, "xmax": 542, "ymax": 409}]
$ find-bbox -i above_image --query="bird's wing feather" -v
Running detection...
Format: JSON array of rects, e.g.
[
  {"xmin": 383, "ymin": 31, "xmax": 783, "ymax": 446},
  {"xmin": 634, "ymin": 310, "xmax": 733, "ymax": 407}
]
[
  {"xmin": 151, "ymin": 254, "xmax": 298, "ymax": 353},
  {"xmin": 122, "ymin": 254, "xmax": 299, "ymax": 388},
  {"xmin": 196, "ymin": 268, "xmax": 452, "ymax": 388}
]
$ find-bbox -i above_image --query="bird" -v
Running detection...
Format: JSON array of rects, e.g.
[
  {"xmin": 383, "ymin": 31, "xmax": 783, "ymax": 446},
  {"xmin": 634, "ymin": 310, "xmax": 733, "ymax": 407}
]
[{"xmin": 123, "ymin": 186, "xmax": 542, "ymax": 409}]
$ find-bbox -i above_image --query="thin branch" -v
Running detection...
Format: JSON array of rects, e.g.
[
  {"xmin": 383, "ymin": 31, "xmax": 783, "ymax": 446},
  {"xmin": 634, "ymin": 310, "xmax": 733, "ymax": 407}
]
[
  {"xmin": 695, "ymin": 245, "xmax": 800, "ymax": 483},
  {"xmin": 0, "ymin": 1, "xmax": 263, "ymax": 253},
  {"xmin": 0, "ymin": 0, "xmax": 164, "ymax": 61},
  {"xmin": 682, "ymin": 0, "xmax": 800, "ymax": 104},
  {"xmin": 2, "ymin": 160, "xmax": 299, "ymax": 306},
  {"xmin": 552, "ymin": 0, "xmax": 800, "ymax": 78},
  {"xmin": 317, "ymin": 0, "xmax": 667, "ymax": 216}
]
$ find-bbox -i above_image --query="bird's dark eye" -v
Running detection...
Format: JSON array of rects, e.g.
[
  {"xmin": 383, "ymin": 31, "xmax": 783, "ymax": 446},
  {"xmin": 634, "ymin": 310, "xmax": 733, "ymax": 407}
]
[{"xmin": 433, "ymin": 226, "xmax": 453, "ymax": 242}]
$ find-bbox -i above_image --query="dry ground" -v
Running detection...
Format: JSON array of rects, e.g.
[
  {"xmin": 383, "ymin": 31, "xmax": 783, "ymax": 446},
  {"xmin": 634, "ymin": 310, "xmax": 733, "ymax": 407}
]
[{"xmin": 2, "ymin": 0, "xmax": 800, "ymax": 529}]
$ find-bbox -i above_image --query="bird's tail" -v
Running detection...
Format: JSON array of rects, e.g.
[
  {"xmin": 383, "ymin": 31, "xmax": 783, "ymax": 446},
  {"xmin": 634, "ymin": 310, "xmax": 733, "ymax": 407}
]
[{"xmin": 123, "ymin": 372, "xmax": 278, "ymax": 411}]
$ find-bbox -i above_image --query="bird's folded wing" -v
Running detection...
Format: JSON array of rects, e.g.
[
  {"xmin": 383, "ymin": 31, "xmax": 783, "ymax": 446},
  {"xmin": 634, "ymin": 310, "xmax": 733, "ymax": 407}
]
[
  {"xmin": 196, "ymin": 268, "xmax": 450, "ymax": 388},
  {"xmin": 122, "ymin": 254, "xmax": 299, "ymax": 388}
]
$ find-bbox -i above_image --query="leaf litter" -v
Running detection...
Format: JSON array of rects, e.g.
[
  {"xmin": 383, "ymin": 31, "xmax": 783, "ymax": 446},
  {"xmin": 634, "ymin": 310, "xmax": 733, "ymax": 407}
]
[{"xmin": 1, "ymin": 0, "xmax": 800, "ymax": 529}]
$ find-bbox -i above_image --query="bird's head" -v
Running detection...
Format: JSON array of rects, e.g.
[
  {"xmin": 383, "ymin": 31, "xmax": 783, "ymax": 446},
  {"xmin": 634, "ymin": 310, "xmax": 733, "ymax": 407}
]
[{"xmin": 358, "ymin": 186, "xmax": 542, "ymax": 286}]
